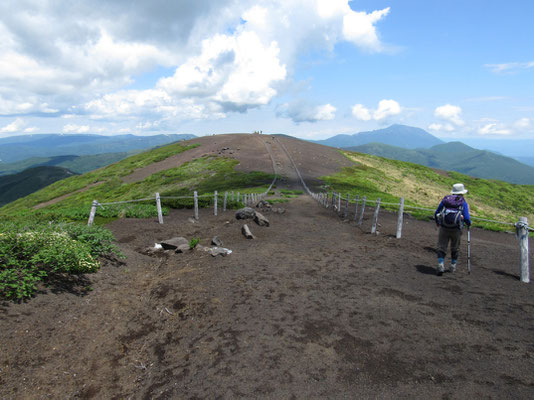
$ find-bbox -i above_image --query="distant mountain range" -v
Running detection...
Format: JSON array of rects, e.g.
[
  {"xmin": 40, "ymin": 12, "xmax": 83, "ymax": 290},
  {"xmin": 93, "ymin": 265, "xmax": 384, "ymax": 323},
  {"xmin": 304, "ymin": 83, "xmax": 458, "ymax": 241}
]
[
  {"xmin": 0, "ymin": 166, "xmax": 77, "ymax": 207},
  {"xmin": 0, "ymin": 133, "xmax": 196, "ymax": 164},
  {"xmin": 314, "ymin": 124, "xmax": 444, "ymax": 149},
  {"xmin": 347, "ymin": 141, "xmax": 534, "ymax": 185}
]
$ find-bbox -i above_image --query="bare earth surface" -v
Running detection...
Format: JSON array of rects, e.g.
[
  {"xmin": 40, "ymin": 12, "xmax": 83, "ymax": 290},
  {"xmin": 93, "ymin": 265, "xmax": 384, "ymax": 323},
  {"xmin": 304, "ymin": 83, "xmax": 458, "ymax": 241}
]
[{"xmin": 2, "ymin": 135, "xmax": 534, "ymax": 399}]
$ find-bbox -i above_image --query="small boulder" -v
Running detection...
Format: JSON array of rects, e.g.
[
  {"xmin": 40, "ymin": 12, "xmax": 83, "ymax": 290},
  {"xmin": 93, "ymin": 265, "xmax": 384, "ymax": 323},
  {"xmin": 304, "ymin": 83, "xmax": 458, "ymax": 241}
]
[
  {"xmin": 242, "ymin": 224, "xmax": 255, "ymax": 239},
  {"xmin": 253, "ymin": 211, "xmax": 270, "ymax": 227},
  {"xmin": 188, "ymin": 217, "xmax": 197, "ymax": 224},
  {"xmin": 255, "ymin": 200, "xmax": 271, "ymax": 209},
  {"xmin": 159, "ymin": 237, "xmax": 189, "ymax": 250},
  {"xmin": 235, "ymin": 207, "xmax": 256, "ymax": 220},
  {"xmin": 211, "ymin": 236, "xmax": 223, "ymax": 246},
  {"xmin": 175, "ymin": 244, "xmax": 191, "ymax": 253},
  {"xmin": 208, "ymin": 247, "xmax": 232, "ymax": 257}
]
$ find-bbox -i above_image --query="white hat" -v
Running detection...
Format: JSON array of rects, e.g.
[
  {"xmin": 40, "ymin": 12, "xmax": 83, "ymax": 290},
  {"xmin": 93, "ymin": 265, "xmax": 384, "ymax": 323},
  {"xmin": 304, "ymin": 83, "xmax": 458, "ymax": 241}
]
[{"xmin": 451, "ymin": 183, "xmax": 467, "ymax": 195}]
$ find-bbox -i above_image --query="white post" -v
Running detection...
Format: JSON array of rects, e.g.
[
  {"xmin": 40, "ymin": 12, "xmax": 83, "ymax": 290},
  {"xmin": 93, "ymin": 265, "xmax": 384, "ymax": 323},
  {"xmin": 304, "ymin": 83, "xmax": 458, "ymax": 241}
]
[
  {"xmin": 87, "ymin": 200, "xmax": 98, "ymax": 226},
  {"xmin": 156, "ymin": 192, "xmax": 163, "ymax": 224},
  {"xmin": 344, "ymin": 193, "xmax": 349, "ymax": 218},
  {"xmin": 194, "ymin": 191, "xmax": 199, "ymax": 220},
  {"xmin": 353, "ymin": 195, "xmax": 360, "ymax": 221},
  {"xmin": 214, "ymin": 191, "xmax": 218, "ymax": 216},
  {"xmin": 237, "ymin": 192, "xmax": 240, "ymax": 204},
  {"xmin": 358, "ymin": 196, "xmax": 367, "ymax": 226},
  {"xmin": 396, "ymin": 198, "xmax": 405, "ymax": 239},
  {"xmin": 331, "ymin": 191, "xmax": 335, "ymax": 210},
  {"xmin": 232, "ymin": 191, "xmax": 235, "ymax": 201},
  {"xmin": 223, "ymin": 191, "xmax": 228, "ymax": 212},
  {"xmin": 517, "ymin": 217, "xmax": 530, "ymax": 283},
  {"xmin": 337, "ymin": 193, "xmax": 341, "ymax": 214},
  {"xmin": 371, "ymin": 198, "xmax": 381, "ymax": 234}
]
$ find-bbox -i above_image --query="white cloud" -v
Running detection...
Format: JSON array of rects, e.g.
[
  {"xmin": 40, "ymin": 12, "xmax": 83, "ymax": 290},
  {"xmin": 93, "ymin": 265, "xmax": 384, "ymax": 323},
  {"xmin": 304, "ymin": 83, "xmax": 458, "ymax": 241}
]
[
  {"xmin": 478, "ymin": 123, "xmax": 511, "ymax": 136},
  {"xmin": 373, "ymin": 99, "xmax": 401, "ymax": 120},
  {"xmin": 351, "ymin": 104, "xmax": 371, "ymax": 121},
  {"xmin": 485, "ymin": 61, "xmax": 534, "ymax": 74},
  {"xmin": 428, "ymin": 123, "xmax": 454, "ymax": 132},
  {"xmin": 434, "ymin": 104, "xmax": 464, "ymax": 126},
  {"xmin": 514, "ymin": 117, "xmax": 531, "ymax": 130},
  {"xmin": 0, "ymin": 0, "xmax": 391, "ymax": 126},
  {"xmin": 277, "ymin": 100, "xmax": 336, "ymax": 123},
  {"xmin": 63, "ymin": 124, "xmax": 90, "ymax": 133},
  {"xmin": 0, "ymin": 118, "xmax": 25, "ymax": 133}
]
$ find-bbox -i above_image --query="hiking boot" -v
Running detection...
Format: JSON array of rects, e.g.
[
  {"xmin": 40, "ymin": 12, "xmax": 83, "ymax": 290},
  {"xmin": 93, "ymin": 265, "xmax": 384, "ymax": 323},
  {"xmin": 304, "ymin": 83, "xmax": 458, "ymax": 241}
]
[
  {"xmin": 449, "ymin": 263, "xmax": 457, "ymax": 272},
  {"xmin": 437, "ymin": 262, "xmax": 445, "ymax": 276}
]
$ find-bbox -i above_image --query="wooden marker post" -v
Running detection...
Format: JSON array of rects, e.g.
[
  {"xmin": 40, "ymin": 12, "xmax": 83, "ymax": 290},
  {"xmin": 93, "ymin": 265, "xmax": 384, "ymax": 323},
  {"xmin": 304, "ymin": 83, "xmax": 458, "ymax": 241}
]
[
  {"xmin": 396, "ymin": 197, "xmax": 405, "ymax": 239},
  {"xmin": 517, "ymin": 217, "xmax": 530, "ymax": 283},
  {"xmin": 88, "ymin": 200, "xmax": 98, "ymax": 226},
  {"xmin": 371, "ymin": 198, "xmax": 381, "ymax": 234},
  {"xmin": 194, "ymin": 191, "xmax": 199, "ymax": 220},
  {"xmin": 214, "ymin": 191, "xmax": 218, "ymax": 216},
  {"xmin": 358, "ymin": 196, "xmax": 367, "ymax": 226},
  {"xmin": 344, "ymin": 193, "xmax": 349, "ymax": 218},
  {"xmin": 337, "ymin": 193, "xmax": 341, "ymax": 214},
  {"xmin": 353, "ymin": 195, "xmax": 360, "ymax": 221},
  {"xmin": 231, "ymin": 191, "xmax": 235, "ymax": 201},
  {"xmin": 237, "ymin": 192, "xmax": 240, "ymax": 204},
  {"xmin": 223, "ymin": 191, "xmax": 228, "ymax": 212},
  {"xmin": 156, "ymin": 192, "xmax": 163, "ymax": 224}
]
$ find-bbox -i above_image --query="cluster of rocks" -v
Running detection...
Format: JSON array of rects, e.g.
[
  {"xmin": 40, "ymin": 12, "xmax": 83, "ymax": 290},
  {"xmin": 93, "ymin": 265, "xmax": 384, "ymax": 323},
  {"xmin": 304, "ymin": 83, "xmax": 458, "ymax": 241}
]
[
  {"xmin": 255, "ymin": 199, "xmax": 285, "ymax": 215},
  {"xmin": 235, "ymin": 205, "xmax": 273, "ymax": 240},
  {"xmin": 148, "ymin": 236, "xmax": 232, "ymax": 257}
]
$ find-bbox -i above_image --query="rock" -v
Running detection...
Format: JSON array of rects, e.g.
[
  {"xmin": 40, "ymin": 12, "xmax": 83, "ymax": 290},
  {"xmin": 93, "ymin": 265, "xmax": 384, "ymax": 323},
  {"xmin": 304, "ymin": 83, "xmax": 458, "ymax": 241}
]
[
  {"xmin": 195, "ymin": 245, "xmax": 210, "ymax": 252},
  {"xmin": 235, "ymin": 207, "xmax": 256, "ymax": 220},
  {"xmin": 242, "ymin": 224, "xmax": 255, "ymax": 239},
  {"xmin": 208, "ymin": 247, "xmax": 232, "ymax": 257},
  {"xmin": 159, "ymin": 237, "xmax": 189, "ymax": 250},
  {"xmin": 174, "ymin": 244, "xmax": 191, "ymax": 253},
  {"xmin": 188, "ymin": 217, "xmax": 197, "ymax": 224},
  {"xmin": 211, "ymin": 236, "xmax": 223, "ymax": 246},
  {"xmin": 253, "ymin": 211, "xmax": 270, "ymax": 227},
  {"xmin": 272, "ymin": 207, "xmax": 286, "ymax": 214},
  {"xmin": 255, "ymin": 200, "xmax": 271, "ymax": 209}
]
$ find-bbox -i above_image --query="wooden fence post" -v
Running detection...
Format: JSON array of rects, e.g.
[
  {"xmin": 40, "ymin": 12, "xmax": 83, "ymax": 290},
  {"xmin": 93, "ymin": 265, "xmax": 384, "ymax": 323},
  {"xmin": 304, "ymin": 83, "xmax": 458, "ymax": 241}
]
[
  {"xmin": 87, "ymin": 200, "xmax": 98, "ymax": 226},
  {"xmin": 337, "ymin": 193, "xmax": 341, "ymax": 214},
  {"xmin": 517, "ymin": 217, "xmax": 530, "ymax": 283},
  {"xmin": 358, "ymin": 196, "xmax": 367, "ymax": 226},
  {"xmin": 344, "ymin": 193, "xmax": 349, "ymax": 218},
  {"xmin": 231, "ymin": 191, "xmax": 235, "ymax": 201},
  {"xmin": 353, "ymin": 195, "xmax": 360, "ymax": 221},
  {"xmin": 156, "ymin": 192, "xmax": 163, "ymax": 224},
  {"xmin": 237, "ymin": 192, "xmax": 240, "ymax": 204},
  {"xmin": 223, "ymin": 191, "xmax": 228, "ymax": 212},
  {"xmin": 194, "ymin": 191, "xmax": 199, "ymax": 220},
  {"xmin": 331, "ymin": 191, "xmax": 335, "ymax": 210},
  {"xmin": 214, "ymin": 191, "xmax": 218, "ymax": 216},
  {"xmin": 396, "ymin": 198, "xmax": 405, "ymax": 239},
  {"xmin": 371, "ymin": 198, "xmax": 381, "ymax": 234}
]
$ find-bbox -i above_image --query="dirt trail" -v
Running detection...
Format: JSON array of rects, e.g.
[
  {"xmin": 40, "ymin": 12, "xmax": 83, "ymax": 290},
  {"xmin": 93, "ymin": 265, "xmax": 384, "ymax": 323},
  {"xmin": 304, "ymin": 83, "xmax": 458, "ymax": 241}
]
[{"xmin": 2, "ymin": 192, "xmax": 534, "ymax": 399}]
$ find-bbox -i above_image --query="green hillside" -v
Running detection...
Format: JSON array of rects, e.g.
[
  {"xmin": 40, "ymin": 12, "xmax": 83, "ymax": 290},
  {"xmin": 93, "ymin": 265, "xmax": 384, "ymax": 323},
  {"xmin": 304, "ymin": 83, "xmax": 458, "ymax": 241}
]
[
  {"xmin": 0, "ymin": 166, "xmax": 77, "ymax": 207},
  {"xmin": 347, "ymin": 141, "xmax": 534, "ymax": 185},
  {"xmin": 0, "ymin": 140, "xmax": 274, "ymax": 221},
  {"xmin": 322, "ymin": 150, "xmax": 534, "ymax": 230}
]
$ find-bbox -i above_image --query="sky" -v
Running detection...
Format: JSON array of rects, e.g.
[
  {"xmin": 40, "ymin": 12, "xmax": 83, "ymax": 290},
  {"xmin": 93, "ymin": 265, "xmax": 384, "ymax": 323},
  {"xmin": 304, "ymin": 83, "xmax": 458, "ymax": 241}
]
[{"xmin": 0, "ymin": 0, "xmax": 533, "ymax": 142}]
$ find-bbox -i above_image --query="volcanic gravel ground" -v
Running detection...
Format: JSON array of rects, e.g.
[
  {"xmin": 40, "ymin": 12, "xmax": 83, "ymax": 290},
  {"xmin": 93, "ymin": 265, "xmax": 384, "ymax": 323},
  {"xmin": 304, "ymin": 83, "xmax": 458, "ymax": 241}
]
[{"xmin": 1, "ymin": 194, "xmax": 534, "ymax": 399}]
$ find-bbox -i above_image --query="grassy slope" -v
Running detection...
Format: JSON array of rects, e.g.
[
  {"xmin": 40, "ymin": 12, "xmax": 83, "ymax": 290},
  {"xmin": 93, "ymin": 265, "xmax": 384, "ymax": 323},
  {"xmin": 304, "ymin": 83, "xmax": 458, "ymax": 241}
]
[
  {"xmin": 0, "ymin": 141, "xmax": 274, "ymax": 218},
  {"xmin": 321, "ymin": 150, "xmax": 534, "ymax": 229}
]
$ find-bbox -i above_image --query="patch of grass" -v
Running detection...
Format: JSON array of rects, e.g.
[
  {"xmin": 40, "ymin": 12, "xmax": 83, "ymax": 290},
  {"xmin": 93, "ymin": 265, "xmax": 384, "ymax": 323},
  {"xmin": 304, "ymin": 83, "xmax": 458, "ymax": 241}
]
[
  {"xmin": 320, "ymin": 150, "xmax": 534, "ymax": 233},
  {"xmin": 189, "ymin": 238, "xmax": 200, "ymax": 249}
]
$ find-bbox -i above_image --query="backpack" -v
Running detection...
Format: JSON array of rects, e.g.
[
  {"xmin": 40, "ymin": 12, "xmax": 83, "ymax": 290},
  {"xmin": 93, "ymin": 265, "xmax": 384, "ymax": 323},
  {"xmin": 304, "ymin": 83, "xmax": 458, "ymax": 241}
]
[{"xmin": 438, "ymin": 195, "xmax": 464, "ymax": 229}]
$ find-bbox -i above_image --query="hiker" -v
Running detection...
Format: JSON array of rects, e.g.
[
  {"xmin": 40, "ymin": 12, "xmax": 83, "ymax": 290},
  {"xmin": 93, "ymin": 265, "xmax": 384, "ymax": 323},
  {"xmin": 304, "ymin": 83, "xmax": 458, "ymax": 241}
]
[{"xmin": 434, "ymin": 183, "xmax": 471, "ymax": 276}]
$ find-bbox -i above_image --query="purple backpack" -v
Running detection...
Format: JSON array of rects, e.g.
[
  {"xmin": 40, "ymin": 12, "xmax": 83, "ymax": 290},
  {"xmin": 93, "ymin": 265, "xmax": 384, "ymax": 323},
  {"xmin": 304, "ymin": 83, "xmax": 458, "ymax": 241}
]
[{"xmin": 439, "ymin": 195, "xmax": 464, "ymax": 228}]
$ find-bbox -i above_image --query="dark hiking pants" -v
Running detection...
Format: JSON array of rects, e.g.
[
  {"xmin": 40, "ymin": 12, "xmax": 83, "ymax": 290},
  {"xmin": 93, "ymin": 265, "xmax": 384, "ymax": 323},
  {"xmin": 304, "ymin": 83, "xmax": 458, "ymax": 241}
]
[{"xmin": 437, "ymin": 227, "xmax": 462, "ymax": 260}]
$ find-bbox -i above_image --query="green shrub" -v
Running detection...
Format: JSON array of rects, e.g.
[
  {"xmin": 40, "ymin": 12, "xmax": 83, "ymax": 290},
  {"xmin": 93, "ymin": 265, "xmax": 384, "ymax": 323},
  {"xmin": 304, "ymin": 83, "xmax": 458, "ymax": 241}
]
[{"xmin": 189, "ymin": 237, "xmax": 200, "ymax": 249}]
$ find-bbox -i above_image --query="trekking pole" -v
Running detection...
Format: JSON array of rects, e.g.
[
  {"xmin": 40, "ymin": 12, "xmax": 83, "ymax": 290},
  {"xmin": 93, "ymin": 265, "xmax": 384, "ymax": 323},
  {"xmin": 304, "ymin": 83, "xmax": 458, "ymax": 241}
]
[{"xmin": 467, "ymin": 226, "xmax": 471, "ymax": 274}]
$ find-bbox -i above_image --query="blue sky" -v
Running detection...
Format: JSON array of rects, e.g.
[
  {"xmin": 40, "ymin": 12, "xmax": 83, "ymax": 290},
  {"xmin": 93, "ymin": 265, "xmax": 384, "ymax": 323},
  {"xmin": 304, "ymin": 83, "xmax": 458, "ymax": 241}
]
[{"xmin": 0, "ymin": 0, "xmax": 533, "ymax": 144}]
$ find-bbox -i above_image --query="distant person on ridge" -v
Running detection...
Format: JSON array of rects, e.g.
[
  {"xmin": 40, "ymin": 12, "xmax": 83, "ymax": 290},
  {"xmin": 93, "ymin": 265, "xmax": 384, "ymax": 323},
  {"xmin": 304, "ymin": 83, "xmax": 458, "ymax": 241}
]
[{"xmin": 434, "ymin": 183, "xmax": 471, "ymax": 276}]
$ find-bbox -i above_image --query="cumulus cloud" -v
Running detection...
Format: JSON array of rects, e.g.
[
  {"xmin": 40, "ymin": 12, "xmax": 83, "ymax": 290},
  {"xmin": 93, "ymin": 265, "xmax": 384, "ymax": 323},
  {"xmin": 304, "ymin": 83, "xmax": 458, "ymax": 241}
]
[
  {"xmin": 0, "ymin": 118, "xmax": 26, "ymax": 133},
  {"xmin": 434, "ymin": 104, "xmax": 464, "ymax": 126},
  {"xmin": 351, "ymin": 104, "xmax": 371, "ymax": 121},
  {"xmin": 277, "ymin": 100, "xmax": 336, "ymax": 123},
  {"xmin": 428, "ymin": 123, "xmax": 454, "ymax": 132},
  {"xmin": 351, "ymin": 99, "xmax": 401, "ymax": 122},
  {"xmin": 0, "ymin": 0, "xmax": 391, "ymax": 126},
  {"xmin": 63, "ymin": 124, "xmax": 90, "ymax": 133},
  {"xmin": 478, "ymin": 123, "xmax": 511, "ymax": 136}
]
